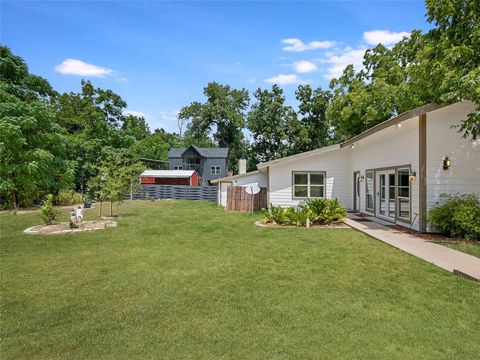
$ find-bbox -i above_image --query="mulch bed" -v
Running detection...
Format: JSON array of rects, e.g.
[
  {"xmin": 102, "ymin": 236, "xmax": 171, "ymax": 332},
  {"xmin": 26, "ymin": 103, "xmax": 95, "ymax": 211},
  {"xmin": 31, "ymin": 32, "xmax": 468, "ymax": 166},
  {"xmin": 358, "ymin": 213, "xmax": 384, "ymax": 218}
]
[
  {"xmin": 255, "ymin": 221, "xmax": 348, "ymax": 229},
  {"xmin": 24, "ymin": 221, "xmax": 117, "ymax": 235},
  {"xmin": 388, "ymin": 225, "xmax": 477, "ymax": 245}
]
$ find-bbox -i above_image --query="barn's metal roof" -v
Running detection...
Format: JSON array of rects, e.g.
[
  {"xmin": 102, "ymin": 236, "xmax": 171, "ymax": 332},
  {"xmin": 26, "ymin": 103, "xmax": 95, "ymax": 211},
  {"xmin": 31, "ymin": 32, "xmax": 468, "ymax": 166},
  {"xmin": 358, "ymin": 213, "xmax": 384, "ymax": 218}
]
[
  {"xmin": 168, "ymin": 146, "xmax": 229, "ymax": 158},
  {"xmin": 140, "ymin": 170, "xmax": 195, "ymax": 178}
]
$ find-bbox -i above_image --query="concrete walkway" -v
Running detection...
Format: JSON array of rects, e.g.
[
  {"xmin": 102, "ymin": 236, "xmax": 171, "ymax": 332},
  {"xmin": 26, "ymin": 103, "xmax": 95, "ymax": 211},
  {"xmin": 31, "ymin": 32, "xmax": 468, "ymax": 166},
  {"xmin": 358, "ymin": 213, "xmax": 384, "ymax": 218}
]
[{"xmin": 344, "ymin": 216, "xmax": 480, "ymax": 281}]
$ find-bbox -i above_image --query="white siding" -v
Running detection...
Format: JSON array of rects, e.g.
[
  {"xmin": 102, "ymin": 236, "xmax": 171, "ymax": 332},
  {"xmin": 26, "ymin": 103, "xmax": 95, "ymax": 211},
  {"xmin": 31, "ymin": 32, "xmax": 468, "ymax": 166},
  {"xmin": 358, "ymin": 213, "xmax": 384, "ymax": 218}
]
[
  {"xmin": 426, "ymin": 102, "xmax": 480, "ymax": 212},
  {"xmin": 268, "ymin": 149, "xmax": 351, "ymax": 207},
  {"xmin": 349, "ymin": 115, "xmax": 420, "ymax": 229},
  {"xmin": 231, "ymin": 171, "xmax": 268, "ymax": 188}
]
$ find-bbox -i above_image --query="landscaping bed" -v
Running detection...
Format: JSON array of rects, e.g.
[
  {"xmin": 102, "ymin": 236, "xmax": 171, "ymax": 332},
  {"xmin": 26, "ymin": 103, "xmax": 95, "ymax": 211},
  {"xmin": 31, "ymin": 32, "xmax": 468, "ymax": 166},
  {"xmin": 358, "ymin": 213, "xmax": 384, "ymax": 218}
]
[{"xmin": 24, "ymin": 220, "xmax": 117, "ymax": 235}]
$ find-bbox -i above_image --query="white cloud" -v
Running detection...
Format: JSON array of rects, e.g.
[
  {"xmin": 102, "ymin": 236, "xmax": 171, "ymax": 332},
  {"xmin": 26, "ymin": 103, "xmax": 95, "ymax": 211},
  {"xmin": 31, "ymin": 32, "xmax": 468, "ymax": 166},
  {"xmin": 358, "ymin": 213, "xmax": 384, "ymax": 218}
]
[
  {"xmin": 234, "ymin": 62, "xmax": 244, "ymax": 66},
  {"xmin": 55, "ymin": 59, "xmax": 113, "ymax": 77},
  {"xmin": 363, "ymin": 30, "xmax": 409, "ymax": 46},
  {"xmin": 320, "ymin": 47, "xmax": 366, "ymax": 79},
  {"xmin": 158, "ymin": 110, "xmax": 179, "ymax": 122},
  {"xmin": 282, "ymin": 38, "xmax": 335, "ymax": 52},
  {"xmin": 264, "ymin": 74, "xmax": 308, "ymax": 85},
  {"xmin": 124, "ymin": 110, "xmax": 146, "ymax": 118},
  {"xmin": 293, "ymin": 60, "xmax": 318, "ymax": 73}
]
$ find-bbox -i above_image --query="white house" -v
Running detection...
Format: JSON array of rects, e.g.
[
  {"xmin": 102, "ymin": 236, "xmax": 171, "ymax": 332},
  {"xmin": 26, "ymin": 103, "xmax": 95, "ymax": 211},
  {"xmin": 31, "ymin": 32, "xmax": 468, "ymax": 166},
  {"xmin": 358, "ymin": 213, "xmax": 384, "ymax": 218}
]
[
  {"xmin": 214, "ymin": 101, "xmax": 480, "ymax": 232},
  {"xmin": 259, "ymin": 101, "xmax": 480, "ymax": 232}
]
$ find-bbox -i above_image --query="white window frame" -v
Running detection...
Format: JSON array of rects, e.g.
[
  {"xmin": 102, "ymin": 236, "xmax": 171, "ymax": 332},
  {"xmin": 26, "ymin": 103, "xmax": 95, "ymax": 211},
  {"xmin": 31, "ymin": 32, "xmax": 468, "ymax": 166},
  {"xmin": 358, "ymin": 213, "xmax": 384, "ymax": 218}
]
[
  {"xmin": 173, "ymin": 165, "xmax": 182, "ymax": 170},
  {"xmin": 211, "ymin": 165, "xmax": 221, "ymax": 175},
  {"xmin": 396, "ymin": 168, "xmax": 411, "ymax": 221},
  {"xmin": 292, "ymin": 171, "xmax": 326, "ymax": 199},
  {"xmin": 365, "ymin": 170, "xmax": 374, "ymax": 212}
]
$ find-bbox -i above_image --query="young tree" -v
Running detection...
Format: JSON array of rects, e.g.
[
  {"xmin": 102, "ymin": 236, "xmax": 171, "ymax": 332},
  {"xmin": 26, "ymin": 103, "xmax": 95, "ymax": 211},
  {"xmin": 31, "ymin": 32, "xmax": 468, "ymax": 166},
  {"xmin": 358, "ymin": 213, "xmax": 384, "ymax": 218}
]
[
  {"xmin": 0, "ymin": 46, "xmax": 72, "ymax": 211},
  {"xmin": 89, "ymin": 152, "xmax": 144, "ymax": 217}
]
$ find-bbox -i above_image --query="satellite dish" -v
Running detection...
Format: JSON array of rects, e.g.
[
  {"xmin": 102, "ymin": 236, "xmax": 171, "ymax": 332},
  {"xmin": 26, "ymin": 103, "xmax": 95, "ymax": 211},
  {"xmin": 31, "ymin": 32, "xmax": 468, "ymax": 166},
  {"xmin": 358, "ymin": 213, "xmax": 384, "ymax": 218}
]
[{"xmin": 245, "ymin": 185, "xmax": 261, "ymax": 195}]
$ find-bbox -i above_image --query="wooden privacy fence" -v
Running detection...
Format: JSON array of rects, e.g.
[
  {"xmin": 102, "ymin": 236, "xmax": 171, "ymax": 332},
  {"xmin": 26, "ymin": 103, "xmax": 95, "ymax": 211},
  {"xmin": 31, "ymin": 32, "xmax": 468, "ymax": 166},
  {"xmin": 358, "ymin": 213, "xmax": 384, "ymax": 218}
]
[
  {"xmin": 129, "ymin": 184, "xmax": 217, "ymax": 202},
  {"xmin": 226, "ymin": 186, "xmax": 267, "ymax": 212}
]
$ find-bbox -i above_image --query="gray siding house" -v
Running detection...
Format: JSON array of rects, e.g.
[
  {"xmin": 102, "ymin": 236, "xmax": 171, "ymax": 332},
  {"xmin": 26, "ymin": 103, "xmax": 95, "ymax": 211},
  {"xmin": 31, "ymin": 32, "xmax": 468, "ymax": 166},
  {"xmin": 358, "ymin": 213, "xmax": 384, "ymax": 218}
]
[{"xmin": 168, "ymin": 146, "xmax": 228, "ymax": 185}]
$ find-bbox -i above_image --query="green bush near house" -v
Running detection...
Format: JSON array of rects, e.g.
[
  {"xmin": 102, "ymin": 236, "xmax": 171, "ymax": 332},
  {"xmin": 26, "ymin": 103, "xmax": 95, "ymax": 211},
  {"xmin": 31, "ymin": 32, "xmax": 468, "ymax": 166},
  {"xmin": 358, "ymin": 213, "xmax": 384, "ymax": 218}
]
[
  {"xmin": 262, "ymin": 198, "xmax": 347, "ymax": 226},
  {"xmin": 428, "ymin": 193, "xmax": 480, "ymax": 240}
]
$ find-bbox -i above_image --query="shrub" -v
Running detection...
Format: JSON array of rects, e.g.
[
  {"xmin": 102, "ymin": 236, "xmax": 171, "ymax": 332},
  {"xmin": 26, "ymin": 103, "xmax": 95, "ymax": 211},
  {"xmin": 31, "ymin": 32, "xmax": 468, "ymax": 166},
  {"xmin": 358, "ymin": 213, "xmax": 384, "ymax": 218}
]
[
  {"xmin": 55, "ymin": 190, "xmax": 83, "ymax": 206},
  {"xmin": 261, "ymin": 205, "xmax": 288, "ymax": 224},
  {"xmin": 306, "ymin": 198, "xmax": 347, "ymax": 224},
  {"xmin": 285, "ymin": 205, "xmax": 315, "ymax": 227},
  {"xmin": 428, "ymin": 193, "xmax": 480, "ymax": 240},
  {"xmin": 260, "ymin": 198, "xmax": 347, "ymax": 226},
  {"xmin": 40, "ymin": 194, "xmax": 59, "ymax": 225}
]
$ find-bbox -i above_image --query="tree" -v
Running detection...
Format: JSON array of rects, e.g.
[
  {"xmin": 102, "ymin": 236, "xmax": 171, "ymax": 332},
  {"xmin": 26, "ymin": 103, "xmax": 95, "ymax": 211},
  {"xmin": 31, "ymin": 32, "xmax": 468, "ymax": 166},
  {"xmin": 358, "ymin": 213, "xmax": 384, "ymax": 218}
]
[
  {"xmin": 89, "ymin": 152, "xmax": 144, "ymax": 217},
  {"xmin": 296, "ymin": 85, "xmax": 332, "ymax": 150},
  {"xmin": 247, "ymin": 85, "xmax": 301, "ymax": 163},
  {"xmin": 0, "ymin": 46, "xmax": 72, "ymax": 211},
  {"xmin": 55, "ymin": 80, "xmax": 134, "ymax": 193},
  {"xmin": 131, "ymin": 129, "xmax": 183, "ymax": 163},
  {"xmin": 122, "ymin": 114, "xmax": 150, "ymax": 140},
  {"xmin": 178, "ymin": 82, "xmax": 249, "ymax": 172}
]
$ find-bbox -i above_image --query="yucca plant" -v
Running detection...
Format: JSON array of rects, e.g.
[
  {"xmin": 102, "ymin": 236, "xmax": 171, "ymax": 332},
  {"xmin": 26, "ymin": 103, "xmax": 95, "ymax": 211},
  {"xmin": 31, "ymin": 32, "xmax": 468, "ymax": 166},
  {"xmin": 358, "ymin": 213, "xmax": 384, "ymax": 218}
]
[
  {"xmin": 261, "ymin": 204, "xmax": 288, "ymax": 224},
  {"xmin": 306, "ymin": 198, "xmax": 346, "ymax": 224},
  {"xmin": 285, "ymin": 205, "xmax": 315, "ymax": 227}
]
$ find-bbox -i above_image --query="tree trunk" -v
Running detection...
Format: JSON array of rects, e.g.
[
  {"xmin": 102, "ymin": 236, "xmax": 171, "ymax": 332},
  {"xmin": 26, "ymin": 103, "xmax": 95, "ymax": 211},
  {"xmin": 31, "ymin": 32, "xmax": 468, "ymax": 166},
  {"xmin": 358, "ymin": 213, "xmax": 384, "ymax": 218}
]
[
  {"xmin": 99, "ymin": 201, "xmax": 103, "ymax": 218},
  {"xmin": 110, "ymin": 201, "xmax": 113, "ymax": 217},
  {"xmin": 11, "ymin": 190, "xmax": 19, "ymax": 215}
]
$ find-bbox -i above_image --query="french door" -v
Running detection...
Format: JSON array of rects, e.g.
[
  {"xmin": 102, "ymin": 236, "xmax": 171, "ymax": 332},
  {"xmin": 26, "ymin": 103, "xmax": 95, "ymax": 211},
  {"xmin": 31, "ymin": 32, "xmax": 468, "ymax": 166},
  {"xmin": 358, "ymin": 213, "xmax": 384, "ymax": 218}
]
[{"xmin": 376, "ymin": 170, "xmax": 396, "ymax": 222}]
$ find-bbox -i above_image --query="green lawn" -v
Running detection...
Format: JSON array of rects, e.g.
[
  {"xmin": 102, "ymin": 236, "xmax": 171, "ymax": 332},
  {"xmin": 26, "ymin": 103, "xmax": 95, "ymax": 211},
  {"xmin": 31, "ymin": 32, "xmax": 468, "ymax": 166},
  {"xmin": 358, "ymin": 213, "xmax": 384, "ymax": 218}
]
[
  {"xmin": 437, "ymin": 241, "xmax": 480, "ymax": 258},
  {"xmin": 1, "ymin": 201, "xmax": 479, "ymax": 359}
]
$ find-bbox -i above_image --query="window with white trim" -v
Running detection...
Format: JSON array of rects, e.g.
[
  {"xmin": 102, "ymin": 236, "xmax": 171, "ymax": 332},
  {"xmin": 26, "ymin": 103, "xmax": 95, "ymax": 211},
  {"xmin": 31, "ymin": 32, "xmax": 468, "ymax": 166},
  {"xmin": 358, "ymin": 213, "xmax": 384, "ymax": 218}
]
[
  {"xmin": 211, "ymin": 165, "xmax": 221, "ymax": 175},
  {"xmin": 397, "ymin": 168, "xmax": 410, "ymax": 220},
  {"xmin": 365, "ymin": 170, "xmax": 374, "ymax": 211},
  {"xmin": 173, "ymin": 165, "xmax": 182, "ymax": 170},
  {"xmin": 292, "ymin": 172, "xmax": 325, "ymax": 198}
]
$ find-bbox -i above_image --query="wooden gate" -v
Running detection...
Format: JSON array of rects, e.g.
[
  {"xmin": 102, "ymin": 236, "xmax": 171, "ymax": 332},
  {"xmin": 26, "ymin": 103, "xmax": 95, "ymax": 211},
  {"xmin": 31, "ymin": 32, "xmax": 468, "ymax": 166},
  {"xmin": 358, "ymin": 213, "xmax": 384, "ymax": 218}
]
[{"xmin": 226, "ymin": 186, "xmax": 267, "ymax": 212}]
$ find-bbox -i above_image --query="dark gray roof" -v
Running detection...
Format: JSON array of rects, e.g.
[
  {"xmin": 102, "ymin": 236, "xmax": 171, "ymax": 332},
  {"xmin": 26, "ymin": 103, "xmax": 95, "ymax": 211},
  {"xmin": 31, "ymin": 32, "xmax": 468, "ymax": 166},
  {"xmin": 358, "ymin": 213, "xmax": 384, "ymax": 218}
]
[{"xmin": 168, "ymin": 146, "xmax": 229, "ymax": 158}]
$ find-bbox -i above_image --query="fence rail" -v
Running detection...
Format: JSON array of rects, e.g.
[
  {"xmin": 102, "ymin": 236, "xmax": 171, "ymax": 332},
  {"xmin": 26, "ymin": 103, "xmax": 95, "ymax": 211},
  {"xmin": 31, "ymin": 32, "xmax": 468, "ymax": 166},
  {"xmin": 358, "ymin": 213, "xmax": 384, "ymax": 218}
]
[
  {"xmin": 129, "ymin": 185, "xmax": 217, "ymax": 202},
  {"xmin": 226, "ymin": 186, "xmax": 267, "ymax": 212}
]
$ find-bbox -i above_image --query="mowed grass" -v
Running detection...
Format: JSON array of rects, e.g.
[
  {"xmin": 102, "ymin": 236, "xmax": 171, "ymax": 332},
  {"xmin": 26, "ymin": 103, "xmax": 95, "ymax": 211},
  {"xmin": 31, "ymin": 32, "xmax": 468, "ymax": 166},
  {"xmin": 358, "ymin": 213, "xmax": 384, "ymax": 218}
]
[
  {"xmin": 438, "ymin": 241, "xmax": 480, "ymax": 258},
  {"xmin": 1, "ymin": 201, "xmax": 479, "ymax": 359}
]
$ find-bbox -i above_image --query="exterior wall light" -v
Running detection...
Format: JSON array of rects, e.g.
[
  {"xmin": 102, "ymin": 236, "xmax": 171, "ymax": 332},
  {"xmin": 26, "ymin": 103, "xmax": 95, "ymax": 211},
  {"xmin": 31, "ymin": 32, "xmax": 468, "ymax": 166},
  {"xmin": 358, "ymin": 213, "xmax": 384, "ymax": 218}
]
[
  {"xmin": 443, "ymin": 156, "xmax": 451, "ymax": 170},
  {"xmin": 409, "ymin": 170, "xmax": 416, "ymax": 182},
  {"xmin": 359, "ymin": 175, "xmax": 365, "ymax": 182},
  {"xmin": 394, "ymin": 123, "xmax": 402, "ymax": 129}
]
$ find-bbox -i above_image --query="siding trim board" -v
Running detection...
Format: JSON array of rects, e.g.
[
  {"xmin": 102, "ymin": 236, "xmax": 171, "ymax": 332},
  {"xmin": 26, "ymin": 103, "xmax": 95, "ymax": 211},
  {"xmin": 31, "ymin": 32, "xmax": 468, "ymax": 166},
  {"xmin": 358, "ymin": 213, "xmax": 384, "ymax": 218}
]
[{"xmin": 419, "ymin": 113, "xmax": 427, "ymax": 232}]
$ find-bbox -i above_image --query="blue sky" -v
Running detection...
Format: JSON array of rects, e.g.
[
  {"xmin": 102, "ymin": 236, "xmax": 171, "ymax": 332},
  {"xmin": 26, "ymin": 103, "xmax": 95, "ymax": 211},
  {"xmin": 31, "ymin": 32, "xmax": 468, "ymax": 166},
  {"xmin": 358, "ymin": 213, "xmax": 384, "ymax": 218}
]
[{"xmin": 2, "ymin": 1, "xmax": 430, "ymax": 133}]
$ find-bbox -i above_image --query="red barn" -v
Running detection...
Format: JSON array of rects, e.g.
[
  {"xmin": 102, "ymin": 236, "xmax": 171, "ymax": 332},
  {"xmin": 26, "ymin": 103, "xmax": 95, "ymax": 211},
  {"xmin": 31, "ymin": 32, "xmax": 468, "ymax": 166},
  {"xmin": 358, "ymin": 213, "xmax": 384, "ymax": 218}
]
[{"xmin": 140, "ymin": 170, "xmax": 199, "ymax": 186}]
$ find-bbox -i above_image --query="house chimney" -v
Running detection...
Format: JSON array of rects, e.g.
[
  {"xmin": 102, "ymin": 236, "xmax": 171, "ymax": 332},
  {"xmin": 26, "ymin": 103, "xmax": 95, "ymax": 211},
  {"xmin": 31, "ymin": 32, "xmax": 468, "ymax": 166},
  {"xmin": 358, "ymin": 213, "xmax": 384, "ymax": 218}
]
[{"xmin": 238, "ymin": 159, "xmax": 246, "ymax": 175}]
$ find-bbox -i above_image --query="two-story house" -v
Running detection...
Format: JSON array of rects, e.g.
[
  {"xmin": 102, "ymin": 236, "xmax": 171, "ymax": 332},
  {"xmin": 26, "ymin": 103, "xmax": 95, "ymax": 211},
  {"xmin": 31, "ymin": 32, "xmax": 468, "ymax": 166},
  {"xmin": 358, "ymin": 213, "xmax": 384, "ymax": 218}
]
[{"xmin": 168, "ymin": 145, "xmax": 228, "ymax": 185}]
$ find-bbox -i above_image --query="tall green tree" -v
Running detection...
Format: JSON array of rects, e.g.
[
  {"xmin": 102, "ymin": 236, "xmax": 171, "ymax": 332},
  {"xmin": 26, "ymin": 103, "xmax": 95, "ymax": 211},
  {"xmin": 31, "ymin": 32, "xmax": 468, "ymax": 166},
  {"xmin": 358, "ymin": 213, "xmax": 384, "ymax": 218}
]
[
  {"xmin": 55, "ymin": 80, "xmax": 134, "ymax": 193},
  {"xmin": 131, "ymin": 129, "xmax": 183, "ymax": 164},
  {"xmin": 0, "ymin": 46, "xmax": 72, "ymax": 211},
  {"xmin": 178, "ymin": 82, "xmax": 249, "ymax": 172},
  {"xmin": 247, "ymin": 85, "xmax": 302, "ymax": 163},
  {"xmin": 296, "ymin": 85, "xmax": 333, "ymax": 150},
  {"xmin": 122, "ymin": 114, "xmax": 150, "ymax": 141}
]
